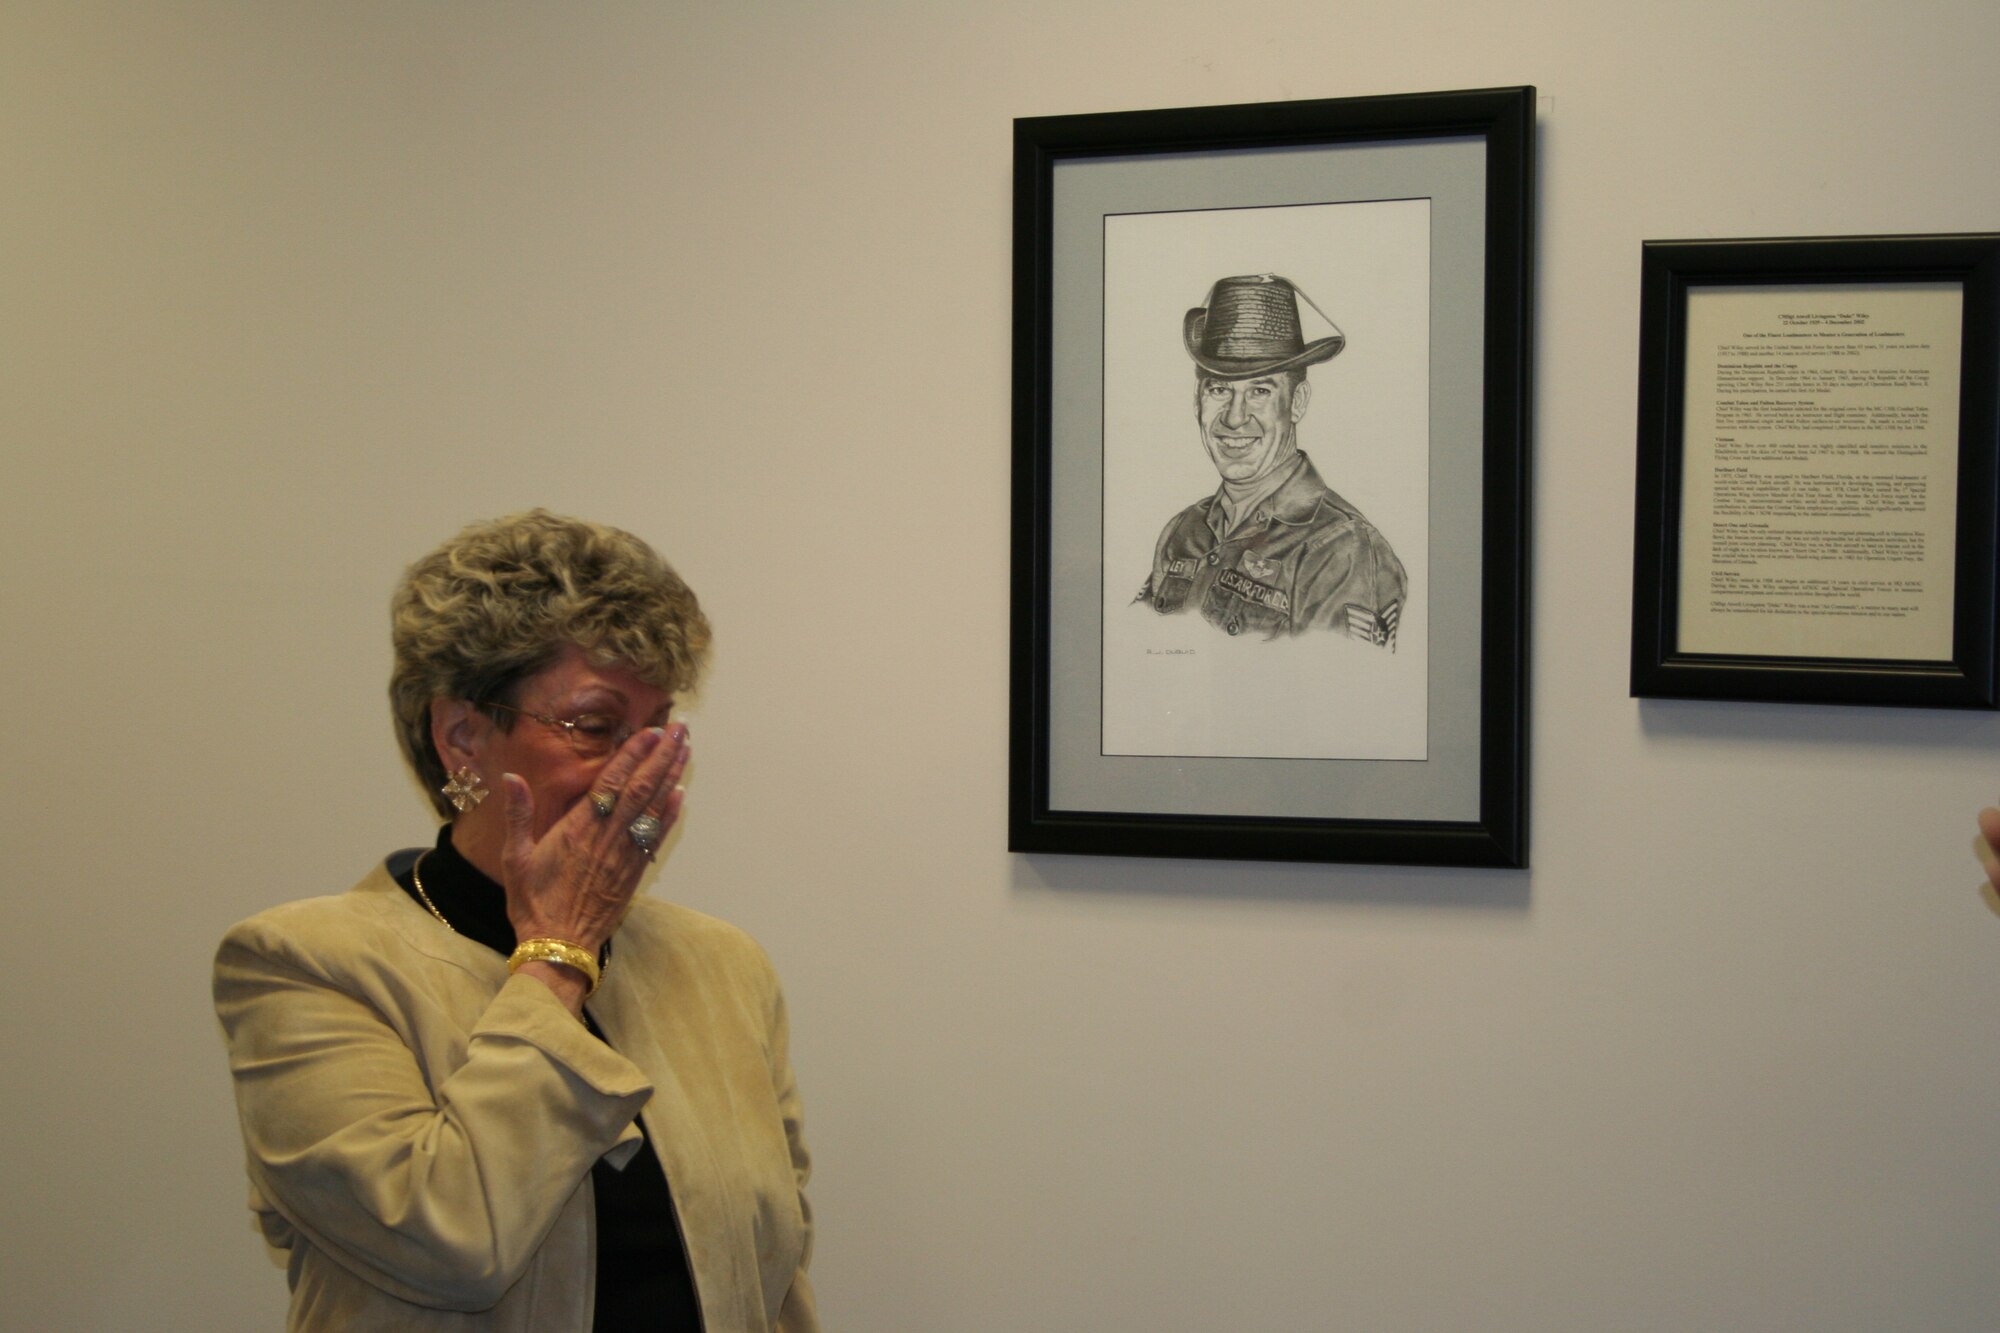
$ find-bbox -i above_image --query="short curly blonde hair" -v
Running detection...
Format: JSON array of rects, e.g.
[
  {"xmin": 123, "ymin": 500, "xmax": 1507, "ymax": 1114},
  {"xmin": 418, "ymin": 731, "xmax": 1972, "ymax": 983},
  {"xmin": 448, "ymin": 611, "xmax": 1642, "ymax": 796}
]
[{"xmin": 390, "ymin": 510, "xmax": 711, "ymax": 817}]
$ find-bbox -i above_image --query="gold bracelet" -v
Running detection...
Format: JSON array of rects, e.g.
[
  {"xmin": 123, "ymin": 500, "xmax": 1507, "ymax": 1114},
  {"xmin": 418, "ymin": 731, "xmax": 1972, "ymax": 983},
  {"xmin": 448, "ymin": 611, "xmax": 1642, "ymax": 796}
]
[{"xmin": 507, "ymin": 937, "xmax": 602, "ymax": 995}]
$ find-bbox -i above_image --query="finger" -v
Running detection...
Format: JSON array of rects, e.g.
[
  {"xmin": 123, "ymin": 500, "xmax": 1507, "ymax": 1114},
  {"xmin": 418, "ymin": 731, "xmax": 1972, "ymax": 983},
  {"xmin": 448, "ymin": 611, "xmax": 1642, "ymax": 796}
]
[
  {"xmin": 595, "ymin": 726, "xmax": 666, "ymax": 800},
  {"xmin": 647, "ymin": 741, "xmax": 692, "ymax": 824},
  {"xmin": 499, "ymin": 773, "xmax": 536, "ymax": 877},
  {"xmin": 616, "ymin": 725, "xmax": 688, "ymax": 818},
  {"xmin": 1977, "ymin": 833, "xmax": 2000, "ymax": 880},
  {"xmin": 623, "ymin": 781, "xmax": 685, "ymax": 867},
  {"xmin": 1977, "ymin": 812, "xmax": 2000, "ymax": 890}
]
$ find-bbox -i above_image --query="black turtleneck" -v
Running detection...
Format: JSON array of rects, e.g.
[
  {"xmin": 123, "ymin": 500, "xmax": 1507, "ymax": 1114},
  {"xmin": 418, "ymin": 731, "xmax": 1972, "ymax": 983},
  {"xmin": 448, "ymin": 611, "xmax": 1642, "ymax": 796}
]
[{"xmin": 392, "ymin": 823, "xmax": 704, "ymax": 1332}]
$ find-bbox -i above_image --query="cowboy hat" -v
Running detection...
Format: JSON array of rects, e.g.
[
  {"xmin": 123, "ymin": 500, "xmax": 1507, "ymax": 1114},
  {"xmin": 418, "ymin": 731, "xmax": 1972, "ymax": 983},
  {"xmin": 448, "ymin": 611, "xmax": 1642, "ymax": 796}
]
[{"xmin": 1182, "ymin": 273, "xmax": 1344, "ymax": 378}]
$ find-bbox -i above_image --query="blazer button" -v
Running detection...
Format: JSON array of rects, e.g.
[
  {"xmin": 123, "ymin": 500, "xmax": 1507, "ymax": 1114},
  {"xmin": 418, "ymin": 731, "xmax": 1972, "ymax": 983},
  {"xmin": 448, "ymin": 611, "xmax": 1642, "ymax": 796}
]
[
  {"xmin": 1226, "ymin": 619, "xmax": 1241, "ymax": 635},
  {"xmin": 1206, "ymin": 551, "xmax": 1220, "ymax": 566}
]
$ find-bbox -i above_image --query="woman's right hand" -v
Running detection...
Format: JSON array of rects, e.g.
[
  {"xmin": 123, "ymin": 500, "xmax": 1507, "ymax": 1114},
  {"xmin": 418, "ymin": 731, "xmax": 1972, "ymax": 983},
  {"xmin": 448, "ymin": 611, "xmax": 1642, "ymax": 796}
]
[{"xmin": 497, "ymin": 723, "xmax": 692, "ymax": 963}]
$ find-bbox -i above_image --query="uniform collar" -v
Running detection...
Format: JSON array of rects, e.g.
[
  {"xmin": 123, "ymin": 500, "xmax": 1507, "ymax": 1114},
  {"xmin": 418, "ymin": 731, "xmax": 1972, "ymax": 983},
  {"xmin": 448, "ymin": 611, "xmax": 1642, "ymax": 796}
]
[
  {"xmin": 1265, "ymin": 452, "xmax": 1336, "ymax": 525},
  {"xmin": 1206, "ymin": 452, "xmax": 1347, "ymax": 533}
]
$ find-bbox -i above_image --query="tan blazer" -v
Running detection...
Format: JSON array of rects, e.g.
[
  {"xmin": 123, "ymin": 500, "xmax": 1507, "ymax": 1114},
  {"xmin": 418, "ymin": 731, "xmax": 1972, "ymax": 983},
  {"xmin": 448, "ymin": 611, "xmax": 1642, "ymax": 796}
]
[{"xmin": 214, "ymin": 862, "xmax": 817, "ymax": 1332}]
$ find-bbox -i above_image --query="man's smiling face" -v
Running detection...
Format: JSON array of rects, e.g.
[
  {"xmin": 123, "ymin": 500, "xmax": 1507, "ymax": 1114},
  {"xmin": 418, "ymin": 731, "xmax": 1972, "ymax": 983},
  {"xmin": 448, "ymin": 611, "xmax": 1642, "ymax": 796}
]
[{"xmin": 1195, "ymin": 371, "xmax": 1311, "ymax": 485}]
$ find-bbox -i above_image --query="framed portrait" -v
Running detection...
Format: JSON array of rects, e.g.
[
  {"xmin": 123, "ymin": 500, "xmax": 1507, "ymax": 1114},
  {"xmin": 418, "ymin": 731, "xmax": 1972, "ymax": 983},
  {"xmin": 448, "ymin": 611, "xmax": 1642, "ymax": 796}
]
[
  {"xmin": 1631, "ymin": 234, "xmax": 2000, "ymax": 708},
  {"xmin": 1009, "ymin": 87, "xmax": 1534, "ymax": 867}
]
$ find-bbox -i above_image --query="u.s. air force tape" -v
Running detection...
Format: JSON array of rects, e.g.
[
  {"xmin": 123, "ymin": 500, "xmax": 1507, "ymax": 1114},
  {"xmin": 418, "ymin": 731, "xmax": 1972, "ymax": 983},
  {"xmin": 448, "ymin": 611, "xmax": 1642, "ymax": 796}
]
[{"xmin": 1216, "ymin": 568, "xmax": 1289, "ymax": 613}]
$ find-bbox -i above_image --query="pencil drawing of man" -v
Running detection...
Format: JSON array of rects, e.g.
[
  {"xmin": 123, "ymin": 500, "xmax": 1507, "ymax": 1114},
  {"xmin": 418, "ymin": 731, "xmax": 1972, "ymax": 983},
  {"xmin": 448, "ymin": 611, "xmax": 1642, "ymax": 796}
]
[{"xmin": 1136, "ymin": 273, "xmax": 1407, "ymax": 645}]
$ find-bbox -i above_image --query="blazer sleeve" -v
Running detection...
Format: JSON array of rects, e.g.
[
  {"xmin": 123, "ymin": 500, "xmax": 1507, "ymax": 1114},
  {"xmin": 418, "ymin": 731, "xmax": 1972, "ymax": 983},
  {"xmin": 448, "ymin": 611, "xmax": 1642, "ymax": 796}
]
[
  {"xmin": 213, "ymin": 913, "xmax": 653, "ymax": 1312},
  {"xmin": 768, "ymin": 976, "xmax": 819, "ymax": 1333}
]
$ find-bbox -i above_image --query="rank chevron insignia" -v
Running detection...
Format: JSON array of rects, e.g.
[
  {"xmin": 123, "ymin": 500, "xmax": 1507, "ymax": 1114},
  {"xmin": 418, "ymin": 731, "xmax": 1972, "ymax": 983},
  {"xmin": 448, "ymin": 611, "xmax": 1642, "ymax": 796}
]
[{"xmin": 1343, "ymin": 600, "xmax": 1401, "ymax": 649}]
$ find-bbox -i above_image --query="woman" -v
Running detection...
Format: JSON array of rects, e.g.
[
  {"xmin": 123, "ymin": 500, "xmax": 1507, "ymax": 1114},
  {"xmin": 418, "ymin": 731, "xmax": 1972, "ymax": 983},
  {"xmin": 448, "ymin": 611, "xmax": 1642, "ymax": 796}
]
[{"xmin": 215, "ymin": 511, "xmax": 816, "ymax": 1331}]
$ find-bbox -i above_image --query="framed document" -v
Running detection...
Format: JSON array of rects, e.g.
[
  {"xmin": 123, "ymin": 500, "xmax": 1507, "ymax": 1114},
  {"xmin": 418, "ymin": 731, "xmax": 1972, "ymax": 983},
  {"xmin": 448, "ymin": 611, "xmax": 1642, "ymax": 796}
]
[
  {"xmin": 1632, "ymin": 234, "xmax": 2000, "ymax": 708},
  {"xmin": 1009, "ymin": 87, "xmax": 1534, "ymax": 867}
]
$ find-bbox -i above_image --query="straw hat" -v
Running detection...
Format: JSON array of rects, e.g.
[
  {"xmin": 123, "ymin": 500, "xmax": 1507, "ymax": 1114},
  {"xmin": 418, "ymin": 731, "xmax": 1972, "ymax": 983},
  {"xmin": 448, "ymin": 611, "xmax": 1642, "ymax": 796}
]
[{"xmin": 1183, "ymin": 273, "xmax": 1344, "ymax": 378}]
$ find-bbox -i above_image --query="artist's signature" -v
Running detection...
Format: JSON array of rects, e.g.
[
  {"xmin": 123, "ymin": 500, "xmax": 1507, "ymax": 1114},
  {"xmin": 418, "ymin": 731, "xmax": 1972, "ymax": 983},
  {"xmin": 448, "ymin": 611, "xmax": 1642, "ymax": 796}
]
[{"xmin": 1146, "ymin": 648, "xmax": 1195, "ymax": 656}]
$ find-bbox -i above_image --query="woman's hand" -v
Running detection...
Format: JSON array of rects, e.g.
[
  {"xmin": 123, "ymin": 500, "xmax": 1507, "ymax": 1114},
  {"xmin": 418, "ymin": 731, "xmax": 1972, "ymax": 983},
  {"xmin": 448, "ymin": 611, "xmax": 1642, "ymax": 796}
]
[
  {"xmin": 1977, "ymin": 807, "xmax": 2000, "ymax": 893},
  {"xmin": 497, "ymin": 723, "xmax": 691, "ymax": 960}
]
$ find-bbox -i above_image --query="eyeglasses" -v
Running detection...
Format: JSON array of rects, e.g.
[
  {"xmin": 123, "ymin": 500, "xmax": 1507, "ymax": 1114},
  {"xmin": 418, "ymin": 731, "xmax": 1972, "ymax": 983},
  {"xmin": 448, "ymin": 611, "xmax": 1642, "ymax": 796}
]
[{"xmin": 479, "ymin": 700, "xmax": 636, "ymax": 759}]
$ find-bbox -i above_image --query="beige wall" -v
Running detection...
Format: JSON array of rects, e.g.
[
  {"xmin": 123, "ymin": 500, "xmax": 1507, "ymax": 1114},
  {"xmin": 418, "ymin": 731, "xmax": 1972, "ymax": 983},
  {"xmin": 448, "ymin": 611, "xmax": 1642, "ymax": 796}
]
[{"xmin": 8, "ymin": 2, "xmax": 2000, "ymax": 1327}]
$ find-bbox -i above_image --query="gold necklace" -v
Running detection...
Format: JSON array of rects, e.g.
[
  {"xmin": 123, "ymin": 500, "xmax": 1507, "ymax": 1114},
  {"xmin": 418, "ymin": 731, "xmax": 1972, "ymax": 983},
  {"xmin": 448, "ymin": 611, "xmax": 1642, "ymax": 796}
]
[
  {"xmin": 411, "ymin": 848, "xmax": 611, "ymax": 983},
  {"xmin": 410, "ymin": 851, "xmax": 454, "ymax": 932}
]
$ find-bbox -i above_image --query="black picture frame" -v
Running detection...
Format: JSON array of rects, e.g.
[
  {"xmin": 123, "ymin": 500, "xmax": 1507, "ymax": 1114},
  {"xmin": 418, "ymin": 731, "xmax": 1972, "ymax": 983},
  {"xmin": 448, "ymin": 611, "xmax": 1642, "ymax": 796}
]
[
  {"xmin": 1009, "ymin": 87, "xmax": 1534, "ymax": 868},
  {"xmin": 1631, "ymin": 234, "xmax": 2000, "ymax": 708}
]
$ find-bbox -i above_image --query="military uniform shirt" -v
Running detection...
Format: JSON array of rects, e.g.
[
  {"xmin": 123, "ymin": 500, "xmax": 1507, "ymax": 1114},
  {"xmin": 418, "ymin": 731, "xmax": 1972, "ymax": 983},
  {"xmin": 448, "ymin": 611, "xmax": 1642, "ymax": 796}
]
[{"xmin": 1138, "ymin": 452, "xmax": 1407, "ymax": 645}]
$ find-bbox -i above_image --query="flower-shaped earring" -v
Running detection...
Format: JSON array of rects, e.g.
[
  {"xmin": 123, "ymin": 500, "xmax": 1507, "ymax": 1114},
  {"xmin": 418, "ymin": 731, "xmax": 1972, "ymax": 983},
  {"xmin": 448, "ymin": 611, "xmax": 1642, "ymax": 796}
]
[{"xmin": 441, "ymin": 766, "xmax": 488, "ymax": 812}]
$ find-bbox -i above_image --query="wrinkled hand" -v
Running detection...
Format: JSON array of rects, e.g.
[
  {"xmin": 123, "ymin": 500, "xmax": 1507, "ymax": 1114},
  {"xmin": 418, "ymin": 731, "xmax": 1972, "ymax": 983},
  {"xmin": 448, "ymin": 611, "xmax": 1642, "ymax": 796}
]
[
  {"xmin": 498, "ymin": 724, "xmax": 691, "ymax": 955},
  {"xmin": 1977, "ymin": 807, "xmax": 2000, "ymax": 894}
]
